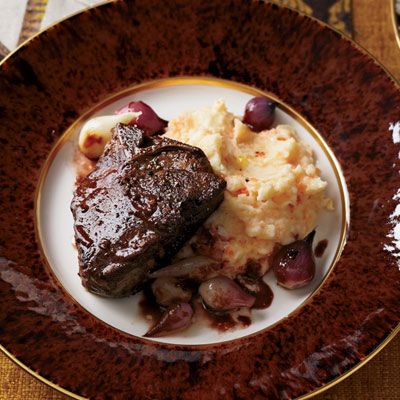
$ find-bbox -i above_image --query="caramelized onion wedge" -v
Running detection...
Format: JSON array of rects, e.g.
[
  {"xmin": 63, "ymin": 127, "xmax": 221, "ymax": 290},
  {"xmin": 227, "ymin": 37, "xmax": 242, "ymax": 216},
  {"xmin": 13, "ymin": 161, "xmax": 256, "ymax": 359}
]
[
  {"xmin": 149, "ymin": 256, "xmax": 221, "ymax": 281},
  {"xmin": 144, "ymin": 303, "xmax": 193, "ymax": 338},
  {"xmin": 199, "ymin": 276, "xmax": 255, "ymax": 311},
  {"xmin": 272, "ymin": 230, "xmax": 316, "ymax": 289},
  {"xmin": 151, "ymin": 277, "xmax": 192, "ymax": 307}
]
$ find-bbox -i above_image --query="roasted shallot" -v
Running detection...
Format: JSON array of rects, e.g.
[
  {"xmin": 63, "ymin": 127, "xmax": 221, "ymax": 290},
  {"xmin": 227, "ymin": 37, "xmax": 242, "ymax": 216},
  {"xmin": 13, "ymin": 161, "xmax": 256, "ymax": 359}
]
[
  {"xmin": 199, "ymin": 276, "xmax": 255, "ymax": 311},
  {"xmin": 144, "ymin": 303, "xmax": 193, "ymax": 337},
  {"xmin": 272, "ymin": 230, "xmax": 316, "ymax": 289},
  {"xmin": 149, "ymin": 256, "xmax": 221, "ymax": 281},
  {"xmin": 151, "ymin": 277, "xmax": 192, "ymax": 307}
]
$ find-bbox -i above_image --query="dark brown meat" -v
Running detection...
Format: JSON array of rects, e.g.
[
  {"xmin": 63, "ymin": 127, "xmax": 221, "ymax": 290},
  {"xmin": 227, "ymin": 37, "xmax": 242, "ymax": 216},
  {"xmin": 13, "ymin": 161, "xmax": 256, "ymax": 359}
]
[{"xmin": 71, "ymin": 124, "xmax": 226, "ymax": 297}]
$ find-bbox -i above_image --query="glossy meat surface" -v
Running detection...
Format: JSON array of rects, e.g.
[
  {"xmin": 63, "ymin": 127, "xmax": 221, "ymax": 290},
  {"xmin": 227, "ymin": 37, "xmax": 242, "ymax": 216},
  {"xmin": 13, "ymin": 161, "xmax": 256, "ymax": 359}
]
[{"xmin": 71, "ymin": 124, "xmax": 226, "ymax": 297}]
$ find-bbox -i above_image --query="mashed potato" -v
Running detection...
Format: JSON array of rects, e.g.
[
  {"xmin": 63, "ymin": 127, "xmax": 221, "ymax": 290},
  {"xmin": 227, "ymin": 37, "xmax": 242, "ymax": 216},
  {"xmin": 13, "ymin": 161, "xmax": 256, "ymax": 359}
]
[{"xmin": 164, "ymin": 100, "xmax": 332, "ymax": 277}]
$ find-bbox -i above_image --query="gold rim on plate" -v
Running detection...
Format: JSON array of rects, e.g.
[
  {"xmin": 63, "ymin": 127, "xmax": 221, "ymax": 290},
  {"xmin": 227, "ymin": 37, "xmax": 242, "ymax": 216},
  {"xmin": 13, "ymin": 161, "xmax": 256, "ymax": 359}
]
[{"xmin": 34, "ymin": 75, "xmax": 349, "ymax": 350}]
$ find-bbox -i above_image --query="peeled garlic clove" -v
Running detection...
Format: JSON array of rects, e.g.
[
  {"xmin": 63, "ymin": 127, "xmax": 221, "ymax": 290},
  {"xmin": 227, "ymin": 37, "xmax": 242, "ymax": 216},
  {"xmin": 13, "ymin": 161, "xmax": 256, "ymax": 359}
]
[
  {"xmin": 144, "ymin": 303, "xmax": 193, "ymax": 338},
  {"xmin": 199, "ymin": 276, "xmax": 255, "ymax": 311},
  {"xmin": 151, "ymin": 277, "xmax": 192, "ymax": 307},
  {"xmin": 78, "ymin": 112, "xmax": 140, "ymax": 159}
]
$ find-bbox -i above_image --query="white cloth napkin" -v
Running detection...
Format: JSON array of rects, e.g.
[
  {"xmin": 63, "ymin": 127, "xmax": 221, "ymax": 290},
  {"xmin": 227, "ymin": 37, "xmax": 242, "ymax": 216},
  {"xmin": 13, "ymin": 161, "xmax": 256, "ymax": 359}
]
[
  {"xmin": 0, "ymin": 0, "xmax": 103, "ymax": 55},
  {"xmin": 0, "ymin": 0, "xmax": 28, "ymax": 51}
]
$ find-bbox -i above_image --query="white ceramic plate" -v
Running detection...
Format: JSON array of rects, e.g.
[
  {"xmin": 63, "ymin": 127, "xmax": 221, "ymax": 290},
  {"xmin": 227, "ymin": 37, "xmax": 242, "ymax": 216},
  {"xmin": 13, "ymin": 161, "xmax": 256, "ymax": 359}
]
[{"xmin": 38, "ymin": 78, "xmax": 349, "ymax": 345}]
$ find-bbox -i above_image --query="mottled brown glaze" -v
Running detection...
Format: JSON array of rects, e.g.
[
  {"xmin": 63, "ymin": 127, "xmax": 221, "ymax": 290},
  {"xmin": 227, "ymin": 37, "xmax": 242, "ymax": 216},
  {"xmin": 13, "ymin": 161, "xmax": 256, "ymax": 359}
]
[{"xmin": 0, "ymin": 1, "xmax": 399, "ymax": 399}]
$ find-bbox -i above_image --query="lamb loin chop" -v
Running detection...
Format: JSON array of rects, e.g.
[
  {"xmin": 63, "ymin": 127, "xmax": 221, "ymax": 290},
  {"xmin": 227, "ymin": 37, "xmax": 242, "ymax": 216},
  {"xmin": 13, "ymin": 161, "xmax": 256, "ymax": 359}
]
[{"xmin": 71, "ymin": 123, "xmax": 226, "ymax": 297}]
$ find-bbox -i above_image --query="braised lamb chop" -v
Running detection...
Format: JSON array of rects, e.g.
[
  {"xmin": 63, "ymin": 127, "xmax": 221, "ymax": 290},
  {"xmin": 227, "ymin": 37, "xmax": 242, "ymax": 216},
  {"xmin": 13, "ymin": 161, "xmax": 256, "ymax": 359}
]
[{"xmin": 71, "ymin": 123, "xmax": 226, "ymax": 297}]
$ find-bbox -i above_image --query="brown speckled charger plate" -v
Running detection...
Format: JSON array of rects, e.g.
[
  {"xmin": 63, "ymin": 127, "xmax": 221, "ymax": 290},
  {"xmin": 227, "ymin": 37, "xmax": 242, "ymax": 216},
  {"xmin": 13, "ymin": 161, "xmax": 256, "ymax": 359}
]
[{"xmin": 0, "ymin": 1, "xmax": 399, "ymax": 399}]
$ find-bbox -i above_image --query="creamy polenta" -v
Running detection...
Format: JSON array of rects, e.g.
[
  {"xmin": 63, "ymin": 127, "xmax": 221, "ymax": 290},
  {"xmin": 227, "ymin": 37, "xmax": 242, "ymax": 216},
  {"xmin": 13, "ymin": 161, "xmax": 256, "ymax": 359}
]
[{"xmin": 164, "ymin": 100, "xmax": 332, "ymax": 276}]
